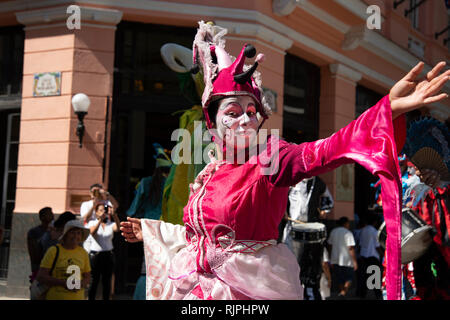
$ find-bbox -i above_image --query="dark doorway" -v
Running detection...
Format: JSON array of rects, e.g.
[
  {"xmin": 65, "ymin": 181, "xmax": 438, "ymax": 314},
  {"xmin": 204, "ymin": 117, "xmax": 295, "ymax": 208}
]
[
  {"xmin": 0, "ymin": 25, "xmax": 23, "ymax": 280},
  {"xmin": 109, "ymin": 21, "xmax": 197, "ymax": 296},
  {"xmin": 0, "ymin": 110, "xmax": 20, "ymax": 279},
  {"xmin": 354, "ymin": 85, "xmax": 383, "ymax": 221},
  {"xmin": 282, "ymin": 53, "xmax": 320, "ymax": 144}
]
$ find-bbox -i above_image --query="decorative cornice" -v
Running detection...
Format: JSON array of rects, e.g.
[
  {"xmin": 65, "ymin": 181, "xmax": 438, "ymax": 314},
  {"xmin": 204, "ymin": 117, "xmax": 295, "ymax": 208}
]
[
  {"xmin": 342, "ymin": 25, "xmax": 419, "ymax": 71},
  {"xmin": 225, "ymin": 36, "xmax": 287, "ymax": 55},
  {"xmin": 1, "ymin": 0, "xmax": 447, "ymax": 119},
  {"xmin": 300, "ymin": 0, "xmax": 349, "ymax": 33},
  {"xmin": 329, "ymin": 63, "xmax": 362, "ymax": 83},
  {"xmin": 333, "ymin": 0, "xmax": 373, "ymax": 21},
  {"xmin": 215, "ymin": 20, "xmax": 293, "ymax": 51},
  {"xmin": 15, "ymin": 6, "xmax": 123, "ymax": 26}
]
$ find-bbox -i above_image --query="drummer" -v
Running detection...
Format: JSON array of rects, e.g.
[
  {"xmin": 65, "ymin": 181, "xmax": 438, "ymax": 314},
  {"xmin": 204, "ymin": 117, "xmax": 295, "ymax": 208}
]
[
  {"xmin": 281, "ymin": 176, "xmax": 334, "ymax": 300},
  {"xmin": 411, "ymin": 168, "xmax": 450, "ymax": 299}
]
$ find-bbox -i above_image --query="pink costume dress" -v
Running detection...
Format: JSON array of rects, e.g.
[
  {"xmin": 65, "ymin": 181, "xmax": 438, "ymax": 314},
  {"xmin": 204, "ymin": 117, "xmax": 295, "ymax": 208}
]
[{"xmin": 141, "ymin": 95, "xmax": 405, "ymax": 300}]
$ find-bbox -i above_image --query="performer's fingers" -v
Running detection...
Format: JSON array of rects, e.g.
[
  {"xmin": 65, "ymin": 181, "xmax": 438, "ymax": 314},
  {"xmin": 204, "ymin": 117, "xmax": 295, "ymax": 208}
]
[
  {"xmin": 120, "ymin": 227, "xmax": 134, "ymax": 235},
  {"xmin": 427, "ymin": 61, "xmax": 446, "ymax": 81},
  {"xmin": 426, "ymin": 69, "xmax": 450, "ymax": 88},
  {"xmin": 121, "ymin": 231, "xmax": 136, "ymax": 240},
  {"xmin": 120, "ymin": 229, "xmax": 134, "ymax": 236},
  {"xmin": 424, "ymin": 93, "xmax": 449, "ymax": 105},
  {"xmin": 403, "ymin": 61, "xmax": 424, "ymax": 81},
  {"xmin": 127, "ymin": 217, "xmax": 141, "ymax": 224},
  {"xmin": 122, "ymin": 234, "xmax": 138, "ymax": 243},
  {"xmin": 119, "ymin": 224, "xmax": 132, "ymax": 231},
  {"xmin": 425, "ymin": 72, "xmax": 450, "ymax": 96}
]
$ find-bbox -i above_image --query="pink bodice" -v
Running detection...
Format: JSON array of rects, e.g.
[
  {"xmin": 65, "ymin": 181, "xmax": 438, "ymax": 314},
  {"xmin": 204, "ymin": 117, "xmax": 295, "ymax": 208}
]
[{"xmin": 181, "ymin": 95, "xmax": 405, "ymax": 299}]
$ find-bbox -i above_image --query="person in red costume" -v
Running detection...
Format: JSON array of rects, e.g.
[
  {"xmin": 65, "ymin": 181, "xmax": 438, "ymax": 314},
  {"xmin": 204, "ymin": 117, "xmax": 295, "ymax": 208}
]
[
  {"xmin": 413, "ymin": 169, "xmax": 450, "ymax": 299},
  {"xmin": 120, "ymin": 21, "xmax": 450, "ymax": 300}
]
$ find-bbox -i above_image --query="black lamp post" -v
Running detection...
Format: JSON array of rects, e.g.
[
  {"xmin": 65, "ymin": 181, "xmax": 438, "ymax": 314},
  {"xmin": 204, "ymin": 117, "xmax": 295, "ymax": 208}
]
[{"xmin": 71, "ymin": 93, "xmax": 90, "ymax": 148}]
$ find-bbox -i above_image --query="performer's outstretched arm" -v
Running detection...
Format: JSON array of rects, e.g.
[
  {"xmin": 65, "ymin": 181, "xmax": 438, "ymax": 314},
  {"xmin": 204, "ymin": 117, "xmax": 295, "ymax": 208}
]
[
  {"xmin": 263, "ymin": 61, "xmax": 449, "ymax": 300},
  {"xmin": 267, "ymin": 61, "xmax": 449, "ymax": 188}
]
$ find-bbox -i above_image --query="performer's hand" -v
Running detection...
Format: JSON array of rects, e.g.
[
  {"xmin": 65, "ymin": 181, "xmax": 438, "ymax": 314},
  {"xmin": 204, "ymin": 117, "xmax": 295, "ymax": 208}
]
[
  {"xmin": 120, "ymin": 217, "xmax": 143, "ymax": 243},
  {"xmin": 416, "ymin": 168, "xmax": 441, "ymax": 189},
  {"xmin": 389, "ymin": 61, "xmax": 450, "ymax": 119}
]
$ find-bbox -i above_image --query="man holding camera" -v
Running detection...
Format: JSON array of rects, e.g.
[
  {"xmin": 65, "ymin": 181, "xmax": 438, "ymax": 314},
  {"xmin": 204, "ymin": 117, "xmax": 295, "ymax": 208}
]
[
  {"xmin": 86, "ymin": 200, "xmax": 120, "ymax": 300},
  {"xmin": 80, "ymin": 183, "xmax": 119, "ymax": 223},
  {"xmin": 80, "ymin": 183, "xmax": 119, "ymax": 299},
  {"xmin": 80, "ymin": 184, "xmax": 118, "ymax": 252}
]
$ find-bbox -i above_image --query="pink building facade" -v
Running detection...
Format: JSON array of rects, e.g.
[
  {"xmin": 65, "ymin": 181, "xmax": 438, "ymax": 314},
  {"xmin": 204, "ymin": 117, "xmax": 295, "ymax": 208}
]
[{"xmin": 0, "ymin": 0, "xmax": 448, "ymax": 297}]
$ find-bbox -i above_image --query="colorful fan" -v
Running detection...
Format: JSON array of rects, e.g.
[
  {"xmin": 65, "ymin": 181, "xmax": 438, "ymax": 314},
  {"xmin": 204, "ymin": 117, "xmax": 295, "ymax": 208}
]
[{"xmin": 402, "ymin": 117, "xmax": 450, "ymax": 181}]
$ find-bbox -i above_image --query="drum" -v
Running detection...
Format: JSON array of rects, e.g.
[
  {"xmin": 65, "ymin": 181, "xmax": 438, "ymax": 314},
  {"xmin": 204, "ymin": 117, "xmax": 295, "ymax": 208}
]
[
  {"xmin": 290, "ymin": 222, "xmax": 327, "ymax": 243},
  {"xmin": 378, "ymin": 207, "xmax": 433, "ymax": 264}
]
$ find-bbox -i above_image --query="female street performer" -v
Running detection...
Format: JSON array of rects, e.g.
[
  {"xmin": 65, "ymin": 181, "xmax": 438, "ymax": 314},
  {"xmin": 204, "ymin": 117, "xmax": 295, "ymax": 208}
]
[{"xmin": 120, "ymin": 21, "xmax": 450, "ymax": 300}]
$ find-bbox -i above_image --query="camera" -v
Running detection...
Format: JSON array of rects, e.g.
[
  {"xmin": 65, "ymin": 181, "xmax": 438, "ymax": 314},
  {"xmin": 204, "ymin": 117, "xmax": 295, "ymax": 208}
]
[
  {"xmin": 103, "ymin": 204, "xmax": 110, "ymax": 223},
  {"xmin": 93, "ymin": 189, "xmax": 101, "ymax": 198}
]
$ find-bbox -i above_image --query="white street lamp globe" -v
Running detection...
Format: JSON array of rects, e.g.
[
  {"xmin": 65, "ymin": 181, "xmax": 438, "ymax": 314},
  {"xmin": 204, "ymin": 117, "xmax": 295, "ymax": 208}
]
[{"xmin": 71, "ymin": 93, "xmax": 91, "ymax": 113}]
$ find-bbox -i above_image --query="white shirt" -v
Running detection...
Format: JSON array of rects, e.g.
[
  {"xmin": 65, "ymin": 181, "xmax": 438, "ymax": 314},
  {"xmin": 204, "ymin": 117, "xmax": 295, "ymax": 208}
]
[
  {"xmin": 359, "ymin": 225, "xmax": 380, "ymax": 259},
  {"xmin": 87, "ymin": 219, "xmax": 115, "ymax": 252},
  {"xmin": 327, "ymin": 226, "xmax": 355, "ymax": 267},
  {"xmin": 288, "ymin": 178, "xmax": 314, "ymax": 222},
  {"xmin": 80, "ymin": 199, "xmax": 113, "ymax": 221},
  {"xmin": 323, "ymin": 247, "xmax": 329, "ymax": 263},
  {"xmin": 80, "ymin": 199, "xmax": 112, "ymax": 252}
]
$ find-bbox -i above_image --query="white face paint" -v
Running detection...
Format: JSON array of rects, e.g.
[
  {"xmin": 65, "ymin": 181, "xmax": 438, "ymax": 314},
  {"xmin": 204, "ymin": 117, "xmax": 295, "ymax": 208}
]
[{"xmin": 214, "ymin": 95, "xmax": 259, "ymax": 150}]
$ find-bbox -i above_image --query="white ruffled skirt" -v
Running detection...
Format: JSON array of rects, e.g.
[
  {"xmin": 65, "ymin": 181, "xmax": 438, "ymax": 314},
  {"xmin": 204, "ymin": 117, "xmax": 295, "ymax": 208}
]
[{"xmin": 141, "ymin": 219, "xmax": 304, "ymax": 300}]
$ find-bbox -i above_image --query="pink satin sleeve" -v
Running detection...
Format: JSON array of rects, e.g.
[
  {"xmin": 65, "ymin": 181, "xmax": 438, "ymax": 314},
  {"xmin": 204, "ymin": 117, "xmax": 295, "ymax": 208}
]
[{"xmin": 268, "ymin": 95, "xmax": 404, "ymax": 300}]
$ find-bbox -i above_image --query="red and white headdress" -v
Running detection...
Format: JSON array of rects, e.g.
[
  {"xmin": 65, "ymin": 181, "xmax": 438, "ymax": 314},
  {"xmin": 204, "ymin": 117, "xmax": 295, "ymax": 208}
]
[{"xmin": 191, "ymin": 21, "xmax": 272, "ymax": 129}]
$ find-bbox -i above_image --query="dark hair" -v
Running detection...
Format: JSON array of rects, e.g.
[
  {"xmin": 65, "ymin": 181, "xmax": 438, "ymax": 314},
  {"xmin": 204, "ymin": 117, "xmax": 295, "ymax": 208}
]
[
  {"xmin": 95, "ymin": 202, "xmax": 106, "ymax": 211},
  {"xmin": 337, "ymin": 217, "xmax": 349, "ymax": 226},
  {"xmin": 38, "ymin": 207, "xmax": 52, "ymax": 219},
  {"xmin": 366, "ymin": 214, "xmax": 378, "ymax": 226},
  {"xmin": 207, "ymin": 99, "xmax": 221, "ymax": 127},
  {"xmin": 90, "ymin": 183, "xmax": 103, "ymax": 191},
  {"xmin": 95, "ymin": 202, "xmax": 112, "ymax": 213},
  {"xmin": 149, "ymin": 166, "xmax": 170, "ymax": 206},
  {"xmin": 54, "ymin": 211, "xmax": 76, "ymax": 228}
]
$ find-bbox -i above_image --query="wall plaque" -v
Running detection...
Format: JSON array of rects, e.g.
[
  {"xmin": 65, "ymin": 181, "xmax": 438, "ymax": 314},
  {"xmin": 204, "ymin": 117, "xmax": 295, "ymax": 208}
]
[{"xmin": 33, "ymin": 72, "xmax": 61, "ymax": 97}]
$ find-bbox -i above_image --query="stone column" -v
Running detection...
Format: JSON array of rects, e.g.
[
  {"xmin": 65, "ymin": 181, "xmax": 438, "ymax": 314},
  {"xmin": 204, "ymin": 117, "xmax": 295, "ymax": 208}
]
[
  {"xmin": 5, "ymin": 5, "xmax": 122, "ymax": 298},
  {"xmin": 319, "ymin": 63, "xmax": 362, "ymax": 222}
]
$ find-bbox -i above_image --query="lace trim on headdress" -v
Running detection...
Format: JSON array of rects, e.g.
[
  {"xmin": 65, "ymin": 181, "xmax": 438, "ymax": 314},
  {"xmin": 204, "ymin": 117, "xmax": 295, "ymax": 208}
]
[
  {"xmin": 193, "ymin": 21, "xmax": 228, "ymax": 108},
  {"xmin": 194, "ymin": 21, "xmax": 272, "ymax": 117}
]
